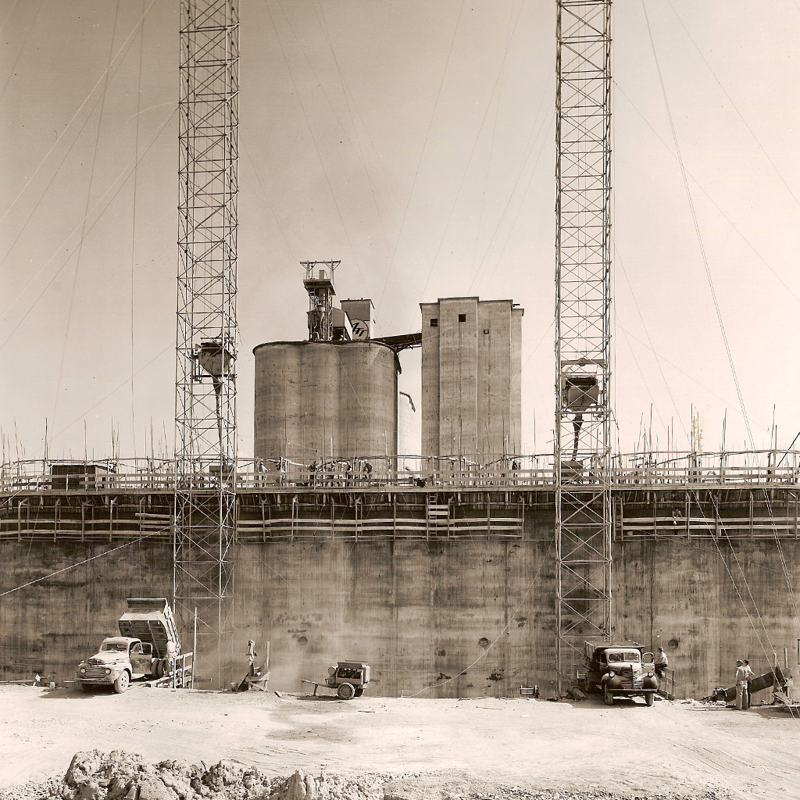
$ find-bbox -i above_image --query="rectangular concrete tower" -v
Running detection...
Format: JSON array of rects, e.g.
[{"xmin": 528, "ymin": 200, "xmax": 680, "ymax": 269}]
[{"xmin": 420, "ymin": 297, "xmax": 523, "ymax": 463}]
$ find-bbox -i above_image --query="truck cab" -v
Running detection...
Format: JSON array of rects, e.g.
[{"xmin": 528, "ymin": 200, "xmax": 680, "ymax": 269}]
[
  {"xmin": 78, "ymin": 636, "xmax": 155, "ymax": 693},
  {"xmin": 584, "ymin": 641, "xmax": 658, "ymax": 706}
]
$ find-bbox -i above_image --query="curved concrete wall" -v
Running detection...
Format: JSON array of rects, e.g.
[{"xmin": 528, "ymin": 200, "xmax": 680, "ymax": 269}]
[{"xmin": 253, "ymin": 341, "xmax": 398, "ymax": 465}]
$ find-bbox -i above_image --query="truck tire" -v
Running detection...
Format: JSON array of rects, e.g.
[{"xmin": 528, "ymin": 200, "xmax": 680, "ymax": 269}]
[
  {"xmin": 604, "ymin": 687, "xmax": 614, "ymax": 706},
  {"xmin": 645, "ymin": 691, "xmax": 655, "ymax": 707},
  {"xmin": 153, "ymin": 659, "xmax": 164, "ymax": 679},
  {"xmin": 337, "ymin": 682, "xmax": 355, "ymax": 700},
  {"xmin": 354, "ymin": 688, "xmax": 364, "ymax": 697},
  {"xmin": 114, "ymin": 671, "xmax": 130, "ymax": 694}
]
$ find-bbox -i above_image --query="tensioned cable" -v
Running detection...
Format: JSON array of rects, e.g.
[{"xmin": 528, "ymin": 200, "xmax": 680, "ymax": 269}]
[
  {"xmin": 688, "ymin": 490, "xmax": 798, "ymax": 720},
  {"xmin": 0, "ymin": 526, "xmax": 169, "ymax": 598},
  {"xmin": 403, "ymin": 540, "xmax": 553, "ymax": 697},
  {"xmin": 643, "ymin": 0, "xmax": 799, "ymax": 622},
  {"xmin": 50, "ymin": 0, "xmax": 122, "ymax": 443},
  {"xmin": 0, "ymin": 0, "xmax": 159, "ymax": 229},
  {"xmin": 273, "ymin": 0, "xmax": 403, "ymax": 312},
  {"xmin": 241, "ymin": 141, "xmax": 299, "ymax": 262},
  {"xmin": 265, "ymin": 0, "xmax": 368, "ymax": 292},
  {"xmin": 130, "ymin": 0, "xmax": 146, "ymax": 460},
  {"xmin": 616, "ymin": 245, "xmax": 688, "ymax": 442},
  {"xmin": 309, "ymin": 0, "xmax": 429, "ymax": 330},
  {"xmin": 471, "ymin": 1, "xmax": 519, "ymax": 278},
  {"xmin": 16, "ymin": 344, "xmax": 172, "ymax": 463},
  {"xmin": 665, "ymin": 0, "xmax": 800, "ymax": 211},
  {"xmin": 0, "ymin": 61, "xmax": 131, "ymax": 299},
  {"xmin": 383, "ymin": 0, "xmax": 468, "ymax": 289},
  {"xmin": 475, "ymin": 115, "xmax": 554, "ymax": 294},
  {"xmin": 0, "ymin": 105, "xmax": 178, "ymax": 354},
  {"xmin": 616, "ymin": 323, "xmax": 770, "ymax": 435},
  {"xmin": 0, "ymin": 0, "xmax": 43, "ymax": 104},
  {"xmin": 642, "ymin": 0, "xmax": 747, "ymax": 438},
  {"xmin": 415, "ymin": 0, "xmax": 533, "ymax": 304},
  {"xmin": 617, "ymin": 323, "xmax": 669, "ymax": 441},
  {"xmin": 614, "ymin": 82, "xmax": 800, "ymax": 308},
  {"xmin": 0, "ymin": 0, "xmax": 22, "ymax": 37}
]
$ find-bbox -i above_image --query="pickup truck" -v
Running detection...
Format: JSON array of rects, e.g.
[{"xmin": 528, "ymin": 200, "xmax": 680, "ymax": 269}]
[
  {"xmin": 77, "ymin": 598, "xmax": 181, "ymax": 693},
  {"xmin": 583, "ymin": 641, "xmax": 658, "ymax": 706}
]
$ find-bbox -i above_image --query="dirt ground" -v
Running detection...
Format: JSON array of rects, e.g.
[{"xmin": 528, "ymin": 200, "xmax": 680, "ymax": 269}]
[{"xmin": 1, "ymin": 685, "xmax": 798, "ymax": 799}]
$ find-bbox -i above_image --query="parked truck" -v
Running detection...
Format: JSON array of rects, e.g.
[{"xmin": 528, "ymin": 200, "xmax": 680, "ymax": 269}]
[
  {"xmin": 583, "ymin": 640, "xmax": 659, "ymax": 706},
  {"xmin": 77, "ymin": 598, "xmax": 184, "ymax": 693}
]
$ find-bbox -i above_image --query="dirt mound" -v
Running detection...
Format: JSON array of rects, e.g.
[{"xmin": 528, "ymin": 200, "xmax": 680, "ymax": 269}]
[
  {"xmin": 51, "ymin": 752, "xmax": 382, "ymax": 800},
  {"xmin": 0, "ymin": 751, "xmax": 730, "ymax": 800}
]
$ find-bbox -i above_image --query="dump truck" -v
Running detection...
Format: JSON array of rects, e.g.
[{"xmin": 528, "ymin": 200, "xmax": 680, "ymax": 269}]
[
  {"xmin": 583, "ymin": 640, "xmax": 658, "ymax": 706},
  {"xmin": 77, "ymin": 598, "xmax": 183, "ymax": 693}
]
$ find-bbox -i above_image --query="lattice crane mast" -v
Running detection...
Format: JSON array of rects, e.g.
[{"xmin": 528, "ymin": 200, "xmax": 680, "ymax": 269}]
[
  {"xmin": 173, "ymin": 0, "xmax": 239, "ymax": 687},
  {"xmin": 554, "ymin": 0, "xmax": 613, "ymax": 693}
]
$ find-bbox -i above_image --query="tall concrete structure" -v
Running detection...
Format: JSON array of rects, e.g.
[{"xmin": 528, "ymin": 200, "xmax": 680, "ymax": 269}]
[
  {"xmin": 420, "ymin": 298, "xmax": 523, "ymax": 463},
  {"xmin": 253, "ymin": 340, "xmax": 398, "ymax": 466}
]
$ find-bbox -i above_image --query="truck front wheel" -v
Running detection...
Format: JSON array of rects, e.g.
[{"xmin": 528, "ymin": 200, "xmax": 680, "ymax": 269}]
[
  {"xmin": 645, "ymin": 691, "xmax": 655, "ymax": 707},
  {"xmin": 604, "ymin": 687, "xmax": 614, "ymax": 706},
  {"xmin": 114, "ymin": 671, "xmax": 130, "ymax": 694}
]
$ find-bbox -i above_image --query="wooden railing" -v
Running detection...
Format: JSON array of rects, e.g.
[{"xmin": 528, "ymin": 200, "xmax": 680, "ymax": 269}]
[{"xmin": 2, "ymin": 451, "xmax": 800, "ymax": 493}]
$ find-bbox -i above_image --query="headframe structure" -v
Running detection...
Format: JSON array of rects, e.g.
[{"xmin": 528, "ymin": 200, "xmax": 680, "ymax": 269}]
[
  {"xmin": 554, "ymin": 0, "xmax": 613, "ymax": 691},
  {"xmin": 174, "ymin": 0, "xmax": 239, "ymax": 686}
]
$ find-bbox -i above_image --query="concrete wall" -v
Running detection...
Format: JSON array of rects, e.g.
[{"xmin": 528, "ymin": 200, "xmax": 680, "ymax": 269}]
[
  {"xmin": 0, "ymin": 540, "xmax": 173, "ymax": 682},
  {"xmin": 614, "ymin": 538, "xmax": 799, "ymax": 699},
  {"xmin": 1, "ymin": 513, "xmax": 796, "ymax": 699}
]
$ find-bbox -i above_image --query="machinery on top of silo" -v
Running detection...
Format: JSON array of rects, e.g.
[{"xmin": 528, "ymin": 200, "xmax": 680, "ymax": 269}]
[{"xmin": 254, "ymin": 263, "xmax": 408, "ymax": 473}]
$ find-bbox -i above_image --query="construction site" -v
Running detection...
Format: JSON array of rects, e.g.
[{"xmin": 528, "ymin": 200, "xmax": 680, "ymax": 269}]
[{"xmin": 1, "ymin": 1, "xmax": 800, "ymax": 799}]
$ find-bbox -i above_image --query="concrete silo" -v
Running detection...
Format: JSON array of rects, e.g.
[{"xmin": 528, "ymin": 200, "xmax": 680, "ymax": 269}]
[{"xmin": 253, "ymin": 340, "xmax": 399, "ymax": 467}]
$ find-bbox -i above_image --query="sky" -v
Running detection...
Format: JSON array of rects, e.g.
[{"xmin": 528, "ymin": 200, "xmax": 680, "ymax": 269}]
[{"xmin": 2, "ymin": 0, "xmax": 800, "ymax": 464}]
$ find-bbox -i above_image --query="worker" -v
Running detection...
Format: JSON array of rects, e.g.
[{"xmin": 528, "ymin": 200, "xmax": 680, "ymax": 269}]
[
  {"xmin": 743, "ymin": 659, "xmax": 755, "ymax": 709},
  {"xmin": 654, "ymin": 646, "xmax": 668, "ymax": 678},
  {"xmin": 247, "ymin": 640, "xmax": 258, "ymax": 676},
  {"xmin": 734, "ymin": 659, "xmax": 749, "ymax": 710}
]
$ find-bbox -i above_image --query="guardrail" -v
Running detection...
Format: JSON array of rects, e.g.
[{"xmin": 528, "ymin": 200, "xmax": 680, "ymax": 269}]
[{"xmin": 2, "ymin": 452, "xmax": 800, "ymax": 493}]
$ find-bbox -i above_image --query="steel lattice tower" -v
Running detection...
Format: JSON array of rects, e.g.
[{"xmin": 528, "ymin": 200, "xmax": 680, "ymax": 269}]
[
  {"xmin": 174, "ymin": 0, "xmax": 239, "ymax": 687},
  {"xmin": 554, "ymin": 0, "xmax": 612, "ymax": 693}
]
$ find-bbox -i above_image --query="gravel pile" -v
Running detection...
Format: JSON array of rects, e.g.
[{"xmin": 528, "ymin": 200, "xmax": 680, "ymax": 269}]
[{"xmin": 0, "ymin": 751, "xmax": 730, "ymax": 800}]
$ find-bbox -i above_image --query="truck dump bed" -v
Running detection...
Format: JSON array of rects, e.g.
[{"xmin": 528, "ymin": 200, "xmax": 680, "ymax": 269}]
[{"xmin": 118, "ymin": 598, "xmax": 180, "ymax": 658}]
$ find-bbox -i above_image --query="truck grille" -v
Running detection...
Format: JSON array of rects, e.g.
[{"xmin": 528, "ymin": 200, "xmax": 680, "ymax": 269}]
[{"xmin": 82, "ymin": 666, "xmax": 110, "ymax": 679}]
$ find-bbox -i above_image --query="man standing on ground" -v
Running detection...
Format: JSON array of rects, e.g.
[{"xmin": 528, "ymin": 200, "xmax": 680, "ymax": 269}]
[
  {"xmin": 743, "ymin": 659, "xmax": 755, "ymax": 709},
  {"xmin": 735, "ymin": 659, "xmax": 749, "ymax": 710},
  {"xmin": 655, "ymin": 646, "xmax": 668, "ymax": 679}
]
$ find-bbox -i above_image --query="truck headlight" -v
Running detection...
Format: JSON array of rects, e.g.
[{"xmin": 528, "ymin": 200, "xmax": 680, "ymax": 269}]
[
  {"xmin": 104, "ymin": 668, "xmax": 111, "ymax": 676},
  {"xmin": 79, "ymin": 668, "xmax": 86, "ymax": 674},
  {"xmin": 608, "ymin": 671, "xmax": 615, "ymax": 678}
]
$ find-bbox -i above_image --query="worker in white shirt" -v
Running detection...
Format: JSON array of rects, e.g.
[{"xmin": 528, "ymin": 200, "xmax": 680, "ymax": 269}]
[
  {"xmin": 734, "ymin": 659, "xmax": 749, "ymax": 710},
  {"xmin": 654, "ymin": 646, "xmax": 668, "ymax": 678}
]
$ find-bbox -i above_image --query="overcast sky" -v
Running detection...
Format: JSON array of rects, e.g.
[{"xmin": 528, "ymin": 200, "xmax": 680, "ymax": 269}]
[{"xmin": 2, "ymin": 0, "xmax": 800, "ymax": 463}]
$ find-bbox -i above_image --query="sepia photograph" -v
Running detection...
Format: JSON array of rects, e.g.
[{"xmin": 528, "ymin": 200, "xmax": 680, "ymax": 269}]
[{"xmin": 1, "ymin": 1, "xmax": 799, "ymax": 798}]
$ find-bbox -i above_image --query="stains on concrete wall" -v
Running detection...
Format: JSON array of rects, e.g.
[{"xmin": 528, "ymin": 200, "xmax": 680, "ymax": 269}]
[{"xmin": 0, "ymin": 507, "xmax": 797, "ymax": 700}]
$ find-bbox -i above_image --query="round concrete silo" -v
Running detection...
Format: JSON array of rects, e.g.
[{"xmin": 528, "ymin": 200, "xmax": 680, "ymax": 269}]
[{"xmin": 253, "ymin": 340, "xmax": 398, "ymax": 467}]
